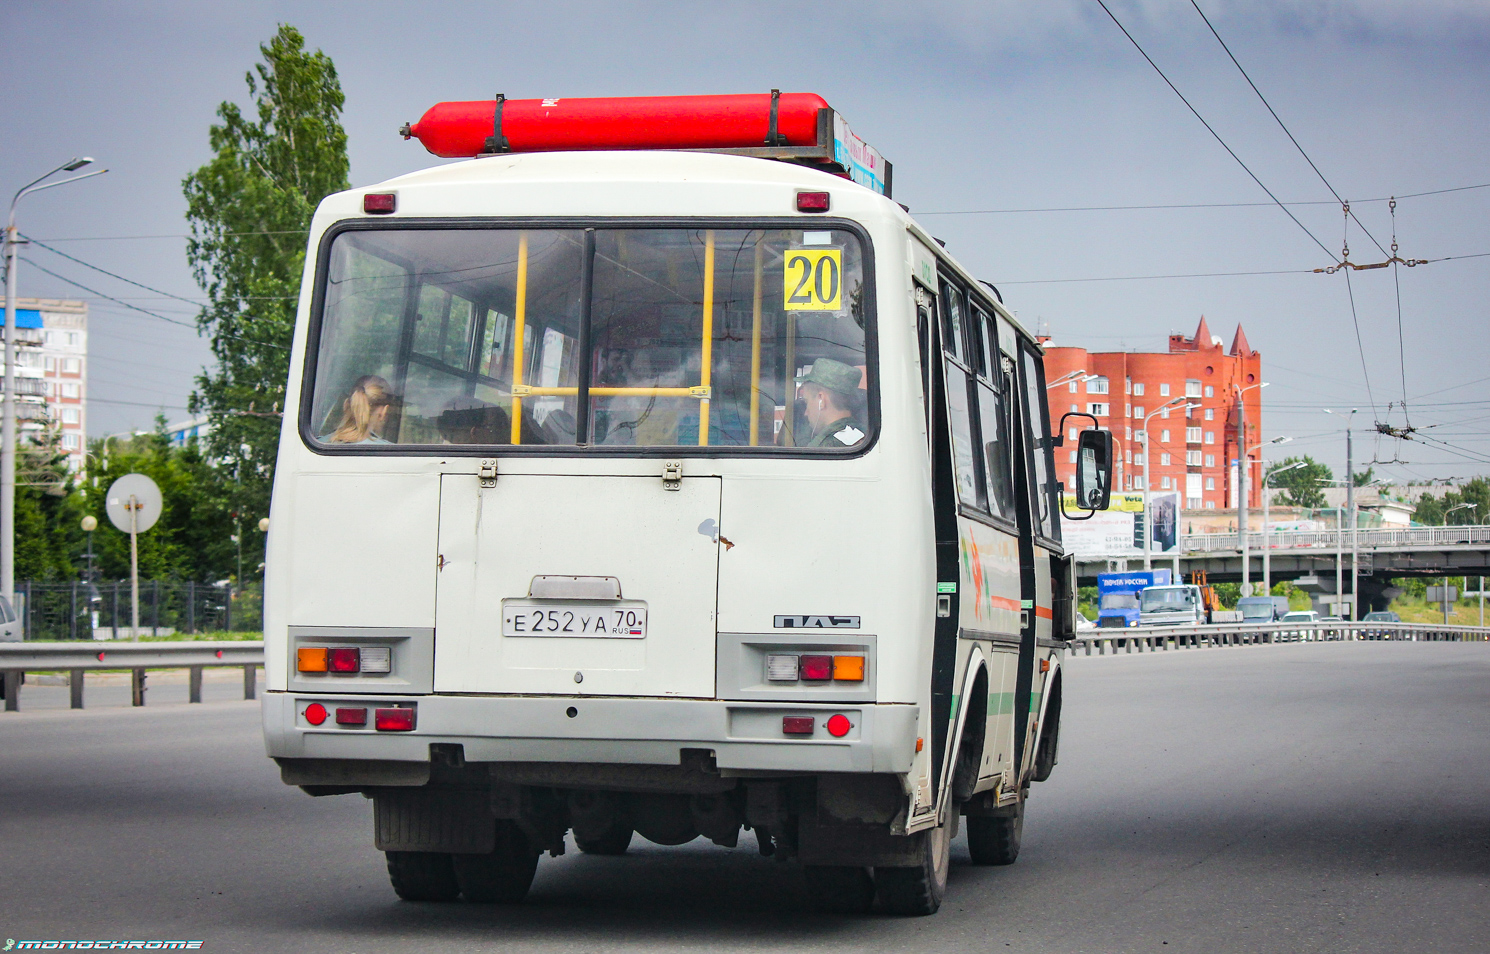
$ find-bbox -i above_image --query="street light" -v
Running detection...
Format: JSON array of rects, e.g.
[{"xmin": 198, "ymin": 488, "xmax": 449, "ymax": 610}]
[
  {"xmin": 1261, "ymin": 458, "xmax": 1306, "ymax": 596},
  {"xmin": 1442, "ymin": 502, "xmax": 1475, "ymax": 624},
  {"xmin": 1140, "ymin": 397, "xmax": 1200, "ymax": 571},
  {"xmin": 4, "ymin": 157, "xmax": 108, "ymax": 612},
  {"xmin": 1323, "ymin": 408, "xmax": 1360, "ymax": 619},
  {"xmin": 1232, "ymin": 382, "xmax": 1269, "ymax": 592},
  {"xmin": 1243, "ymin": 434, "xmax": 1291, "ymax": 594},
  {"xmin": 1047, "ymin": 369, "xmax": 1096, "ymax": 390}
]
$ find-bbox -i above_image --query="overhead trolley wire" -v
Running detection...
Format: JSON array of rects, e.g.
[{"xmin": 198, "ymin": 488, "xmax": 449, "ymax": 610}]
[
  {"xmin": 22, "ymin": 233, "xmax": 202, "ymax": 305},
  {"xmin": 1093, "ymin": 0, "xmax": 1340, "ymax": 264},
  {"xmin": 18, "ymin": 256, "xmax": 288, "ymax": 351},
  {"xmin": 1188, "ymin": 0, "xmax": 1389, "ymax": 259}
]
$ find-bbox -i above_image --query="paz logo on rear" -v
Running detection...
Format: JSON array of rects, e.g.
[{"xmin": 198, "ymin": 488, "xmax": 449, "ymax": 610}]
[{"xmin": 773, "ymin": 615, "xmax": 860, "ymax": 629}]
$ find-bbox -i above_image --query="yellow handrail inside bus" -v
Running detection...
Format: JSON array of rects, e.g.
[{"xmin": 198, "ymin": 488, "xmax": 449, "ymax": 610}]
[
  {"xmin": 510, "ymin": 232, "xmax": 529, "ymax": 444},
  {"xmin": 698, "ymin": 230, "xmax": 715, "ymax": 447},
  {"xmin": 512, "ymin": 385, "xmax": 711, "ymax": 398},
  {"xmin": 748, "ymin": 238, "xmax": 763, "ymax": 446}
]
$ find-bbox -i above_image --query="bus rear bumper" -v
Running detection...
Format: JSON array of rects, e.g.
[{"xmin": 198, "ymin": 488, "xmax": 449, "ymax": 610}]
[{"xmin": 262, "ymin": 692, "xmax": 919, "ymax": 776}]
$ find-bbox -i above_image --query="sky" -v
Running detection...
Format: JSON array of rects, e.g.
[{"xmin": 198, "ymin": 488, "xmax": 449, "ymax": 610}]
[{"xmin": 2, "ymin": 0, "xmax": 1487, "ymax": 487}]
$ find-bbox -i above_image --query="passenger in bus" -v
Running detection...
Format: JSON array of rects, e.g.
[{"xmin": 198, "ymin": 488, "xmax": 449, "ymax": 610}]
[
  {"xmin": 327, "ymin": 375, "xmax": 400, "ymax": 444},
  {"xmin": 796, "ymin": 358, "xmax": 867, "ymax": 448},
  {"xmin": 437, "ymin": 397, "xmax": 510, "ymax": 445}
]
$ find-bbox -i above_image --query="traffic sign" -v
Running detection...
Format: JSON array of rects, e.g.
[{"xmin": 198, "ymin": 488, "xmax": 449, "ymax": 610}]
[{"xmin": 105, "ymin": 474, "xmax": 162, "ymax": 534}]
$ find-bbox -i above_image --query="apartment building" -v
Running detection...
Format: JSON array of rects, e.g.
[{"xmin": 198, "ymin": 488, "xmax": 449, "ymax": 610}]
[
  {"xmin": 3, "ymin": 298, "xmax": 88, "ymax": 472},
  {"xmin": 1043, "ymin": 316, "xmax": 1263, "ymax": 511}
]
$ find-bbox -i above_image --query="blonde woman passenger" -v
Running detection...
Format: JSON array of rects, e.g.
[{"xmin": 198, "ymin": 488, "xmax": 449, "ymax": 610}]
[{"xmin": 328, "ymin": 375, "xmax": 399, "ymax": 444}]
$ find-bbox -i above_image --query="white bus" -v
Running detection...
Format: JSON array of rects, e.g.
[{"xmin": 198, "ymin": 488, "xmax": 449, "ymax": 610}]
[{"xmin": 262, "ymin": 93, "xmax": 1113, "ymax": 916}]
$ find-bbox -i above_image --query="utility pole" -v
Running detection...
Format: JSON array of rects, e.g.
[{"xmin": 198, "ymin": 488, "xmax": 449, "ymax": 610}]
[{"xmin": 4, "ymin": 158, "xmax": 105, "ymax": 610}]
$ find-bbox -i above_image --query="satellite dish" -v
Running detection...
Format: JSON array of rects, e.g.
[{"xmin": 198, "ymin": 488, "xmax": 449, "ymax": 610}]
[{"xmin": 105, "ymin": 473, "xmax": 163, "ymax": 534}]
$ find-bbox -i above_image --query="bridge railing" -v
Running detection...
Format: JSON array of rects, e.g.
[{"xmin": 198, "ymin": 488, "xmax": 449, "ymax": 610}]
[
  {"xmin": 0, "ymin": 641, "xmax": 265, "ymax": 712},
  {"xmin": 1070, "ymin": 620, "xmax": 1489, "ymax": 656},
  {"xmin": 1180, "ymin": 524, "xmax": 1490, "ymax": 555}
]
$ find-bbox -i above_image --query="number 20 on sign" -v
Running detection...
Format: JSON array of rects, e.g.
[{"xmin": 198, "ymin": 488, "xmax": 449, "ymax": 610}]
[{"xmin": 784, "ymin": 249, "xmax": 843, "ymax": 311}]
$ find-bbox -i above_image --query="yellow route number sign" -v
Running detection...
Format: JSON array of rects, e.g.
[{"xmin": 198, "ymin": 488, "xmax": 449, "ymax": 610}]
[{"xmin": 784, "ymin": 249, "xmax": 843, "ymax": 311}]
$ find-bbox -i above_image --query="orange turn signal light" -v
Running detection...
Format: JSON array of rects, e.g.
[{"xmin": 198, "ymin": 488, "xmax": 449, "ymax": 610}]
[
  {"xmin": 832, "ymin": 655, "xmax": 865, "ymax": 681},
  {"xmin": 296, "ymin": 647, "xmax": 328, "ymax": 673}
]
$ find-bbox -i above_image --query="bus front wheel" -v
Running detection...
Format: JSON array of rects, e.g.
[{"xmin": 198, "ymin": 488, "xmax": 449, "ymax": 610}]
[
  {"xmin": 875, "ymin": 822, "xmax": 950, "ymax": 915},
  {"xmin": 966, "ymin": 799, "xmax": 1023, "ymax": 866}
]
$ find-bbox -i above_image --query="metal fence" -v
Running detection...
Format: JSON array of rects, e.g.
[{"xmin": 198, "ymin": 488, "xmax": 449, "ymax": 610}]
[
  {"xmin": 0, "ymin": 640, "xmax": 264, "ymax": 711},
  {"xmin": 13, "ymin": 580, "xmax": 264, "ymax": 640},
  {"xmin": 1071, "ymin": 619, "xmax": 1490, "ymax": 656},
  {"xmin": 1182, "ymin": 524, "xmax": 1490, "ymax": 555}
]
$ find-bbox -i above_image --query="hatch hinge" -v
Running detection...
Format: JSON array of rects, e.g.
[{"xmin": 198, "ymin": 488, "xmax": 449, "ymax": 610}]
[
  {"xmin": 662, "ymin": 460, "xmax": 683, "ymax": 491},
  {"xmin": 478, "ymin": 459, "xmax": 498, "ymax": 488}
]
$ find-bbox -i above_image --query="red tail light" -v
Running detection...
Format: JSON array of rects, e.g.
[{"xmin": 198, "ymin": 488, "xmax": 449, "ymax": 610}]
[
  {"xmin": 796, "ymin": 191, "xmax": 830, "ymax": 213},
  {"xmin": 825, "ymin": 713, "xmax": 852, "ymax": 737},
  {"xmin": 363, "ymin": 192, "xmax": 397, "ymax": 214},
  {"xmin": 375, "ymin": 707, "xmax": 415, "ymax": 731},
  {"xmin": 335, "ymin": 706, "xmax": 368, "ymax": 726},
  {"xmin": 328, "ymin": 647, "xmax": 361, "ymax": 673},
  {"xmin": 303, "ymin": 703, "xmax": 328, "ymax": 726},
  {"xmin": 782, "ymin": 716, "xmax": 815, "ymax": 735},
  {"xmin": 800, "ymin": 655, "xmax": 832, "ymax": 681}
]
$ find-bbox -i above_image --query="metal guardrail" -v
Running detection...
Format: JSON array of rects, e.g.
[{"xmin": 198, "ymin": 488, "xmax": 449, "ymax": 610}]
[
  {"xmin": 0, "ymin": 640, "xmax": 265, "ymax": 712},
  {"xmin": 1181, "ymin": 524, "xmax": 1490, "ymax": 555},
  {"xmin": 1071, "ymin": 620, "xmax": 1490, "ymax": 656}
]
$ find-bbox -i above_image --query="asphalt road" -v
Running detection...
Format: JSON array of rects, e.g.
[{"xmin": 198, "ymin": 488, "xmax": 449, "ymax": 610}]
[{"xmin": 2, "ymin": 640, "xmax": 1487, "ymax": 954}]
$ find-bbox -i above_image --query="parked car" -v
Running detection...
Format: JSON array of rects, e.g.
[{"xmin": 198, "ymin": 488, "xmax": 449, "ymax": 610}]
[
  {"xmin": 1362, "ymin": 610, "xmax": 1401, "ymax": 639},
  {"xmin": 1278, "ymin": 610, "xmax": 1319, "ymax": 641}
]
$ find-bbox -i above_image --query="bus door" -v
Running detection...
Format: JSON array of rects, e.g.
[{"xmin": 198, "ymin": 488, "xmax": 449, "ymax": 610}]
[
  {"xmin": 1011, "ymin": 340, "xmax": 1060, "ymax": 774},
  {"xmin": 432, "ymin": 470, "xmax": 722, "ymax": 698}
]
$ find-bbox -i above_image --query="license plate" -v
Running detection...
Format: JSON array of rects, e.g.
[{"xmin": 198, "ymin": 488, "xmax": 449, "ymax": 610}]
[{"xmin": 501, "ymin": 600, "xmax": 648, "ymax": 638}]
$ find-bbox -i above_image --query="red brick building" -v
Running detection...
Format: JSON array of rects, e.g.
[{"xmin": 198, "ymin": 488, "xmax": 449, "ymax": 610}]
[{"xmin": 1042, "ymin": 317, "xmax": 1263, "ymax": 512}]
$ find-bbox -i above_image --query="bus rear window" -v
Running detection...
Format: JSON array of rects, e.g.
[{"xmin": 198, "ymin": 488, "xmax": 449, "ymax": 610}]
[{"xmin": 306, "ymin": 226, "xmax": 871, "ymax": 452}]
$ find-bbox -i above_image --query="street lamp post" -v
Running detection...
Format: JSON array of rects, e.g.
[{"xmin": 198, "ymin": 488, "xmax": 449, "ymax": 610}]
[
  {"xmin": 1323, "ymin": 408, "xmax": 1359, "ymax": 618},
  {"xmin": 5, "ymin": 157, "xmax": 107, "ymax": 610},
  {"xmin": 1046, "ymin": 369, "xmax": 1095, "ymax": 391},
  {"xmin": 1443, "ymin": 502, "xmax": 1475, "ymax": 624},
  {"xmin": 1261, "ymin": 460, "xmax": 1305, "ymax": 597},
  {"xmin": 1141, "ymin": 398, "xmax": 1198, "ymax": 571},
  {"xmin": 1232, "ymin": 382, "xmax": 1270, "ymax": 592},
  {"xmin": 1245, "ymin": 435, "xmax": 1291, "ymax": 594}
]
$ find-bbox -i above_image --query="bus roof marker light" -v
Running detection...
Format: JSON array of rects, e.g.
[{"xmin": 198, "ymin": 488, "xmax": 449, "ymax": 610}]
[
  {"xmin": 796, "ymin": 191, "xmax": 830, "ymax": 213},
  {"xmin": 363, "ymin": 192, "xmax": 397, "ymax": 214}
]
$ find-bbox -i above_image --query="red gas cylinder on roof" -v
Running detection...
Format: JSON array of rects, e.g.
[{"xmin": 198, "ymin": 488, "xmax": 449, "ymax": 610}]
[{"xmin": 402, "ymin": 92, "xmax": 831, "ymax": 159}]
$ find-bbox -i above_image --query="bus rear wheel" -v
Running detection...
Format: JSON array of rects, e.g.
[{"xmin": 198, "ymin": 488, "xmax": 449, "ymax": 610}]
[
  {"xmin": 450, "ymin": 821, "xmax": 540, "ymax": 903},
  {"xmin": 966, "ymin": 799, "xmax": 1023, "ymax": 866},
  {"xmin": 803, "ymin": 865, "xmax": 876, "ymax": 914},
  {"xmin": 874, "ymin": 822, "xmax": 950, "ymax": 916},
  {"xmin": 385, "ymin": 851, "xmax": 461, "ymax": 902}
]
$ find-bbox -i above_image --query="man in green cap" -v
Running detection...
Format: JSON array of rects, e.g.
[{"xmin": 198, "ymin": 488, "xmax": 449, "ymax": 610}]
[{"xmin": 797, "ymin": 357, "xmax": 868, "ymax": 448}]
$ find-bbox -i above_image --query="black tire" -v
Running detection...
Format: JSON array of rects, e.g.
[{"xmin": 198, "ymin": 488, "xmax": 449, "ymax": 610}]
[
  {"xmin": 385, "ymin": 851, "xmax": 461, "ymax": 902},
  {"xmin": 803, "ymin": 865, "xmax": 876, "ymax": 914},
  {"xmin": 875, "ymin": 822, "xmax": 950, "ymax": 916},
  {"xmin": 966, "ymin": 800, "xmax": 1023, "ymax": 866},
  {"xmin": 451, "ymin": 821, "xmax": 540, "ymax": 904},
  {"xmin": 575, "ymin": 823, "xmax": 634, "ymax": 856}
]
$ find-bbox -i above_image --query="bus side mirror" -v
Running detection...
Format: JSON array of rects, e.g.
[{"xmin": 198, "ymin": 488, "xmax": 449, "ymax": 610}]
[{"xmin": 1074, "ymin": 429, "xmax": 1113, "ymax": 513}]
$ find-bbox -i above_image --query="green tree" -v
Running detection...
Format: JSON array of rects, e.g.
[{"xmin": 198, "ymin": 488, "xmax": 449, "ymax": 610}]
[
  {"xmin": 182, "ymin": 24, "xmax": 349, "ymax": 524},
  {"xmin": 14, "ymin": 431, "xmax": 86, "ymax": 581},
  {"xmin": 1413, "ymin": 477, "xmax": 1490, "ymax": 525},
  {"xmin": 1352, "ymin": 467, "xmax": 1375, "ymax": 487},
  {"xmin": 1269, "ymin": 456, "xmax": 1333, "ymax": 509},
  {"xmin": 82, "ymin": 428, "xmax": 237, "ymax": 583}
]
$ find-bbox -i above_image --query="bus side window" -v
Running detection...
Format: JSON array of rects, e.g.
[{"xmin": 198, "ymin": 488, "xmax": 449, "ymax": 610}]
[
  {"xmin": 1018, "ymin": 344, "xmax": 1061, "ymax": 541},
  {"xmin": 944, "ymin": 359, "xmax": 984, "ymax": 510},
  {"xmin": 938, "ymin": 279, "xmax": 968, "ymax": 366}
]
